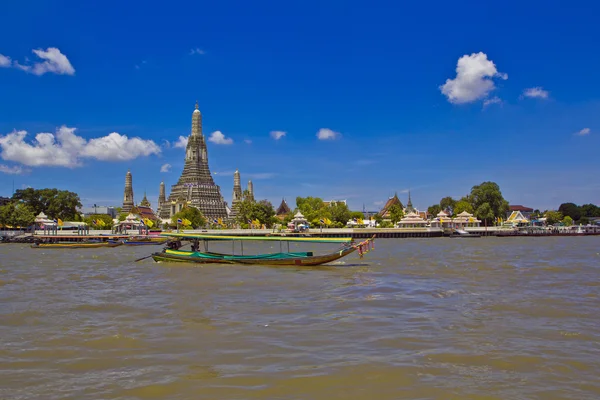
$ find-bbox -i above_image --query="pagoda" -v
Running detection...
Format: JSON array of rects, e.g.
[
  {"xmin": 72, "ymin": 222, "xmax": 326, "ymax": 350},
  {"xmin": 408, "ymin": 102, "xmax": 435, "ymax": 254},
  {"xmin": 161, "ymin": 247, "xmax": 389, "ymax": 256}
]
[
  {"xmin": 275, "ymin": 198, "xmax": 291, "ymax": 220},
  {"xmin": 229, "ymin": 169, "xmax": 243, "ymax": 220},
  {"xmin": 122, "ymin": 170, "xmax": 134, "ymax": 213},
  {"xmin": 159, "ymin": 102, "xmax": 228, "ymax": 221}
]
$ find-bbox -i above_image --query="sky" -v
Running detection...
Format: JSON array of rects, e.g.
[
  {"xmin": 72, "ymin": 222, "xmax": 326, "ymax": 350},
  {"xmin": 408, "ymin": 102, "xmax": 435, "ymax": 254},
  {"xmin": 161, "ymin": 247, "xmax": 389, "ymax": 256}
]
[{"xmin": 1, "ymin": 0, "xmax": 599, "ymax": 212}]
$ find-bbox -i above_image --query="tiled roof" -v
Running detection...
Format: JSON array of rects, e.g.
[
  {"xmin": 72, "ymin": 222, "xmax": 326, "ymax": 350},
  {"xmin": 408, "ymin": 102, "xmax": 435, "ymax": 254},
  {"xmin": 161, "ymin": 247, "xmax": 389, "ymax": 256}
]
[{"xmin": 509, "ymin": 205, "xmax": 534, "ymax": 212}]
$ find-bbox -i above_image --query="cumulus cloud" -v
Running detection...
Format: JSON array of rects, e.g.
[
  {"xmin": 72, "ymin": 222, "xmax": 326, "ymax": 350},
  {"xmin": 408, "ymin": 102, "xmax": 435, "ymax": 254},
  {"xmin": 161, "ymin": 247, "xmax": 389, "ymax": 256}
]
[
  {"xmin": 160, "ymin": 163, "xmax": 171, "ymax": 172},
  {"xmin": 522, "ymin": 87, "xmax": 549, "ymax": 99},
  {"xmin": 0, "ymin": 126, "xmax": 160, "ymax": 168},
  {"xmin": 189, "ymin": 48, "xmax": 205, "ymax": 55},
  {"xmin": 0, "ymin": 164, "xmax": 28, "ymax": 175},
  {"xmin": 15, "ymin": 48, "xmax": 75, "ymax": 76},
  {"xmin": 440, "ymin": 52, "xmax": 507, "ymax": 104},
  {"xmin": 173, "ymin": 135, "xmax": 188, "ymax": 148},
  {"xmin": 483, "ymin": 96, "xmax": 502, "ymax": 108},
  {"xmin": 270, "ymin": 130, "xmax": 286, "ymax": 140},
  {"xmin": 208, "ymin": 131, "xmax": 233, "ymax": 145},
  {"xmin": 576, "ymin": 128, "xmax": 590, "ymax": 136},
  {"xmin": 0, "ymin": 54, "xmax": 11, "ymax": 67},
  {"xmin": 316, "ymin": 128, "xmax": 341, "ymax": 140}
]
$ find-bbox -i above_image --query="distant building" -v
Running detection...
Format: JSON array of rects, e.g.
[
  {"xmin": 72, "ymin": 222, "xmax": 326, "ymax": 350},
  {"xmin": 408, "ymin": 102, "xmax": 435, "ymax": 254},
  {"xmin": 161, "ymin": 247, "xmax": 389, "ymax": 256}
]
[
  {"xmin": 80, "ymin": 206, "xmax": 117, "ymax": 218},
  {"xmin": 323, "ymin": 199, "xmax": 347, "ymax": 207},
  {"xmin": 379, "ymin": 193, "xmax": 404, "ymax": 219},
  {"xmin": 507, "ymin": 205, "xmax": 534, "ymax": 220},
  {"xmin": 123, "ymin": 170, "xmax": 134, "ymax": 213},
  {"xmin": 0, "ymin": 196, "xmax": 10, "ymax": 206},
  {"xmin": 275, "ymin": 198, "xmax": 291, "ymax": 220}
]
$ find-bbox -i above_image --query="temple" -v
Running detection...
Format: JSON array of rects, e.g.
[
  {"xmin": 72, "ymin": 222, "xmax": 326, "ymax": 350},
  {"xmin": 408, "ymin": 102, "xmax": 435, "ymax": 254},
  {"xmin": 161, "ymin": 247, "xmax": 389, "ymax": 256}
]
[
  {"xmin": 379, "ymin": 193, "xmax": 404, "ymax": 219},
  {"xmin": 246, "ymin": 180, "xmax": 254, "ymax": 202},
  {"xmin": 157, "ymin": 181, "xmax": 166, "ymax": 217},
  {"xmin": 159, "ymin": 102, "xmax": 228, "ymax": 221},
  {"xmin": 229, "ymin": 169, "xmax": 243, "ymax": 220},
  {"xmin": 140, "ymin": 191, "xmax": 151, "ymax": 208},
  {"xmin": 275, "ymin": 198, "xmax": 291, "ymax": 220},
  {"xmin": 122, "ymin": 170, "xmax": 134, "ymax": 213}
]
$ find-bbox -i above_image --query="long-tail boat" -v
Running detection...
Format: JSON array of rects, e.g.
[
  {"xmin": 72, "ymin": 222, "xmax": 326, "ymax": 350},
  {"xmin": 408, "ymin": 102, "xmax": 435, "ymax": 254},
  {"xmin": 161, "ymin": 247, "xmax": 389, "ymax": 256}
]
[
  {"xmin": 122, "ymin": 236, "xmax": 168, "ymax": 246},
  {"xmin": 31, "ymin": 241, "xmax": 123, "ymax": 249},
  {"xmin": 150, "ymin": 233, "xmax": 375, "ymax": 266}
]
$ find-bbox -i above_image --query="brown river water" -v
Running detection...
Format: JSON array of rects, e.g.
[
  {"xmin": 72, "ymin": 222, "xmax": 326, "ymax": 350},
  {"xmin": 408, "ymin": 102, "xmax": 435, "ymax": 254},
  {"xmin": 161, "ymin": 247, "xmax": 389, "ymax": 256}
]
[{"xmin": 1, "ymin": 237, "xmax": 599, "ymax": 399}]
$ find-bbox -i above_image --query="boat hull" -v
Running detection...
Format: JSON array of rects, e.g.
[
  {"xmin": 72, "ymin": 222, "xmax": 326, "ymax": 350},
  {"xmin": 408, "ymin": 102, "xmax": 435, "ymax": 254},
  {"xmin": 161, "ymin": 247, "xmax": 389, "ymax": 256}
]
[{"xmin": 31, "ymin": 242, "xmax": 123, "ymax": 249}]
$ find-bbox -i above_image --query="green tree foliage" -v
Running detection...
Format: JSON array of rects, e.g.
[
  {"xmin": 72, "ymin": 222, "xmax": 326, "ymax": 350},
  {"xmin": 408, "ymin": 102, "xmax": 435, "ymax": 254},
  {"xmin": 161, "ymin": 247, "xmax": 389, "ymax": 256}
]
[
  {"xmin": 84, "ymin": 214, "xmax": 114, "ymax": 229},
  {"xmin": 453, "ymin": 198, "xmax": 474, "ymax": 215},
  {"xmin": 388, "ymin": 203, "xmax": 404, "ymax": 224},
  {"xmin": 171, "ymin": 206, "xmax": 207, "ymax": 228},
  {"xmin": 12, "ymin": 188, "xmax": 82, "ymax": 220},
  {"xmin": 0, "ymin": 202, "xmax": 36, "ymax": 228},
  {"xmin": 350, "ymin": 211, "xmax": 365, "ymax": 220},
  {"xmin": 469, "ymin": 182, "xmax": 508, "ymax": 220},
  {"xmin": 558, "ymin": 203, "xmax": 581, "ymax": 221},
  {"xmin": 562, "ymin": 216, "xmax": 574, "ymax": 226},
  {"xmin": 329, "ymin": 202, "xmax": 351, "ymax": 225},
  {"xmin": 580, "ymin": 203, "xmax": 600, "ymax": 218},
  {"xmin": 373, "ymin": 213, "xmax": 383, "ymax": 225},
  {"xmin": 295, "ymin": 196, "xmax": 327, "ymax": 223},
  {"xmin": 475, "ymin": 203, "xmax": 494, "ymax": 226},
  {"xmin": 378, "ymin": 220, "xmax": 394, "ymax": 228},
  {"xmin": 440, "ymin": 196, "xmax": 456, "ymax": 215},
  {"xmin": 427, "ymin": 204, "xmax": 441, "ymax": 217},
  {"xmin": 236, "ymin": 199, "xmax": 277, "ymax": 228},
  {"xmin": 544, "ymin": 210, "xmax": 563, "ymax": 226}
]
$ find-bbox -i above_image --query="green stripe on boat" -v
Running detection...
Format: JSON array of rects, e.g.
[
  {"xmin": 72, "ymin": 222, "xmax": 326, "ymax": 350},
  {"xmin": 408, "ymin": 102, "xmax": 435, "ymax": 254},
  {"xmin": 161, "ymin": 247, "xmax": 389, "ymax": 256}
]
[{"xmin": 160, "ymin": 233, "xmax": 352, "ymax": 243}]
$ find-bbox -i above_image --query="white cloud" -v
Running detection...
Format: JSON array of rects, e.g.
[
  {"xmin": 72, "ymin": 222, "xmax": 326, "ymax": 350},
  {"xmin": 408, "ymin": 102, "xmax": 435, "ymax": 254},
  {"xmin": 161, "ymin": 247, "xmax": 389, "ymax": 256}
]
[
  {"xmin": 440, "ymin": 52, "xmax": 506, "ymax": 104},
  {"xmin": 576, "ymin": 128, "xmax": 590, "ymax": 136},
  {"xmin": 244, "ymin": 139, "xmax": 252, "ymax": 144},
  {"xmin": 189, "ymin": 48, "xmax": 205, "ymax": 55},
  {"xmin": 17, "ymin": 48, "xmax": 75, "ymax": 76},
  {"xmin": 522, "ymin": 87, "xmax": 549, "ymax": 99},
  {"xmin": 173, "ymin": 135, "xmax": 188, "ymax": 148},
  {"xmin": 316, "ymin": 128, "xmax": 341, "ymax": 140},
  {"xmin": 0, "ymin": 126, "xmax": 160, "ymax": 168},
  {"xmin": 483, "ymin": 96, "xmax": 502, "ymax": 108},
  {"xmin": 0, "ymin": 54, "xmax": 11, "ymax": 67},
  {"xmin": 208, "ymin": 131, "xmax": 233, "ymax": 145},
  {"xmin": 0, "ymin": 164, "xmax": 28, "ymax": 175},
  {"xmin": 270, "ymin": 130, "xmax": 286, "ymax": 140},
  {"xmin": 160, "ymin": 163, "xmax": 171, "ymax": 172}
]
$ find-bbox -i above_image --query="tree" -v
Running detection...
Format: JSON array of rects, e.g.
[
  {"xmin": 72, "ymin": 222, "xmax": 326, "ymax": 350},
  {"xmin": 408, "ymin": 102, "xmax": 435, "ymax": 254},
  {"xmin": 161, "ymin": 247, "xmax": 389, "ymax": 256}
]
[
  {"xmin": 389, "ymin": 203, "xmax": 404, "ymax": 225},
  {"xmin": 0, "ymin": 202, "xmax": 35, "ymax": 228},
  {"xmin": 475, "ymin": 203, "xmax": 494, "ymax": 227},
  {"xmin": 12, "ymin": 188, "xmax": 82, "ymax": 220},
  {"xmin": 330, "ymin": 202, "xmax": 351, "ymax": 225},
  {"xmin": 558, "ymin": 203, "xmax": 581, "ymax": 222},
  {"xmin": 440, "ymin": 197, "xmax": 456, "ymax": 215},
  {"xmin": 236, "ymin": 199, "xmax": 277, "ymax": 228},
  {"xmin": 563, "ymin": 216, "xmax": 574, "ymax": 226},
  {"xmin": 295, "ymin": 196, "xmax": 327, "ymax": 223},
  {"xmin": 580, "ymin": 203, "xmax": 600, "ymax": 218},
  {"xmin": 171, "ymin": 206, "xmax": 207, "ymax": 228},
  {"xmin": 454, "ymin": 198, "xmax": 474, "ymax": 215},
  {"xmin": 350, "ymin": 211, "xmax": 365, "ymax": 220},
  {"xmin": 427, "ymin": 204, "xmax": 441, "ymax": 217},
  {"xmin": 469, "ymin": 182, "xmax": 508, "ymax": 220},
  {"xmin": 545, "ymin": 210, "xmax": 563, "ymax": 226},
  {"xmin": 373, "ymin": 213, "xmax": 383, "ymax": 225}
]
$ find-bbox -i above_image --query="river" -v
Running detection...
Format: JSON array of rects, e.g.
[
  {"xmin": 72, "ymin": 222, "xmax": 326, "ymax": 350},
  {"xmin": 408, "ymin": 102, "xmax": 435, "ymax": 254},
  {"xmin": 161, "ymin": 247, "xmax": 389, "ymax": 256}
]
[{"xmin": 1, "ymin": 237, "xmax": 599, "ymax": 399}]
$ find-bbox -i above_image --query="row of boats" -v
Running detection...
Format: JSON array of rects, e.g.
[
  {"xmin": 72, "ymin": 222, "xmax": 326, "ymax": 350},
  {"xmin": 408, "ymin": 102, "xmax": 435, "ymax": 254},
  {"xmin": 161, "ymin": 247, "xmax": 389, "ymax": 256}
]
[{"xmin": 29, "ymin": 233, "xmax": 376, "ymax": 267}]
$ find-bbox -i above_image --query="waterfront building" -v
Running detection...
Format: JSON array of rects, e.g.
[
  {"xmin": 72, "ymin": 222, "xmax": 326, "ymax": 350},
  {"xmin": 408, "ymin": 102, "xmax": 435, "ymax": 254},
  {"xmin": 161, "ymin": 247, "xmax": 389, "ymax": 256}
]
[
  {"xmin": 507, "ymin": 205, "xmax": 534, "ymax": 220},
  {"xmin": 397, "ymin": 211, "xmax": 428, "ymax": 228},
  {"xmin": 80, "ymin": 206, "xmax": 117, "ymax": 218},
  {"xmin": 430, "ymin": 210, "xmax": 453, "ymax": 229},
  {"xmin": 405, "ymin": 191, "xmax": 415, "ymax": 214},
  {"xmin": 379, "ymin": 193, "xmax": 404, "ymax": 219},
  {"xmin": 505, "ymin": 210, "xmax": 529, "ymax": 226},
  {"xmin": 452, "ymin": 211, "xmax": 481, "ymax": 228},
  {"xmin": 290, "ymin": 211, "xmax": 308, "ymax": 231},
  {"xmin": 122, "ymin": 170, "xmax": 134, "ymax": 213},
  {"xmin": 275, "ymin": 198, "xmax": 291, "ymax": 220},
  {"xmin": 159, "ymin": 102, "xmax": 228, "ymax": 221},
  {"xmin": 230, "ymin": 169, "xmax": 243, "ymax": 220}
]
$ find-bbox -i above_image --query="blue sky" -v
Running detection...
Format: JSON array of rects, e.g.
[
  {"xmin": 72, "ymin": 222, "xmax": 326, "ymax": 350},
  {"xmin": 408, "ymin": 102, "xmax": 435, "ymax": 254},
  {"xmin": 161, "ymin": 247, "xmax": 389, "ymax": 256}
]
[{"xmin": 1, "ymin": 0, "xmax": 599, "ymax": 212}]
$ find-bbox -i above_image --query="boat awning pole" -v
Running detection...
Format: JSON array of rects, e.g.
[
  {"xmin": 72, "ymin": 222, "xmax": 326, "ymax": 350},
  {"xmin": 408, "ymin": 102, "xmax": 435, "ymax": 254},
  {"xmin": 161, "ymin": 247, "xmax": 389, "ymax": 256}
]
[{"xmin": 241, "ymin": 240, "xmax": 244, "ymax": 255}]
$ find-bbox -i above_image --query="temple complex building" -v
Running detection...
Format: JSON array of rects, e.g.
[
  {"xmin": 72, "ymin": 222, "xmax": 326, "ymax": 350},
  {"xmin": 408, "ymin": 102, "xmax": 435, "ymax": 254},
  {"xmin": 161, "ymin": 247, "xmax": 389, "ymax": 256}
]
[
  {"xmin": 159, "ymin": 102, "xmax": 228, "ymax": 221},
  {"xmin": 140, "ymin": 191, "xmax": 151, "ymax": 208},
  {"xmin": 122, "ymin": 170, "xmax": 134, "ymax": 213},
  {"xmin": 379, "ymin": 193, "xmax": 404, "ymax": 219},
  {"xmin": 157, "ymin": 182, "xmax": 166, "ymax": 217},
  {"xmin": 229, "ymin": 169, "xmax": 243, "ymax": 220},
  {"xmin": 275, "ymin": 198, "xmax": 291, "ymax": 220},
  {"xmin": 246, "ymin": 180, "xmax": 255, "ymax": 202}
]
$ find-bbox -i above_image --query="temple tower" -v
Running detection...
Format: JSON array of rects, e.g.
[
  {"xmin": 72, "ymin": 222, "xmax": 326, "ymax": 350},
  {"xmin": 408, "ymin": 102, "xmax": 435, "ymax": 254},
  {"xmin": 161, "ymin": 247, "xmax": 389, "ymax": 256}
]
[
  {"xmin": 123, "ymin": 170, "xmax": 134, "ymax": 213},
  {"xmin": 230, "ymin": 169, "xmax": 243, "ymax": 219},
  {"xmin": 246, "ymin": 180, "xmax": 255, "ymax": 202},
  {"xmin": 406, "ymin": 190, "xmax": 415, "ymax": 213},
  {"xmin": 159, "ymin": 102, "xmax": 228, "ymax": 220},
  {"xmin": 157, "ymin": 181, "xmax": 166, "ymax": 216},
  {"xmin": 140, "ymin": 191, "xmax": 151, "ymax": 208}
]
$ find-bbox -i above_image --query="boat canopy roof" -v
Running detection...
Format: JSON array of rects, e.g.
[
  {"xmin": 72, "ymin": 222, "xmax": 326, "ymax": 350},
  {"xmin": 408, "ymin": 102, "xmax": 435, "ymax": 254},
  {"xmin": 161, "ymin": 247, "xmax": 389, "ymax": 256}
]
[{"xmin": 160, "ymin": 233, "xmax": 352, "ymax": 243}]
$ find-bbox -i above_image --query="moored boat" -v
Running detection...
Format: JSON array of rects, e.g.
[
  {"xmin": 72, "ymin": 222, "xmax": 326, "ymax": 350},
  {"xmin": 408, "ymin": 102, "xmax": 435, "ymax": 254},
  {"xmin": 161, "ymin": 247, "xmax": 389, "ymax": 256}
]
[{"xmin": 31, "ymin": 241, "xmax": 123, "ymax": 249}]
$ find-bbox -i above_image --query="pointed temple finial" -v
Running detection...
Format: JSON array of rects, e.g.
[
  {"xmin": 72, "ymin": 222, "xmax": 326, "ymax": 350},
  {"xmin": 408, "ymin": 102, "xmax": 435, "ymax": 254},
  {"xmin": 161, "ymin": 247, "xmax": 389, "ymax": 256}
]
[{"xmin": 195, "ymin": 100, "xmax": 199, "ymax": 110}]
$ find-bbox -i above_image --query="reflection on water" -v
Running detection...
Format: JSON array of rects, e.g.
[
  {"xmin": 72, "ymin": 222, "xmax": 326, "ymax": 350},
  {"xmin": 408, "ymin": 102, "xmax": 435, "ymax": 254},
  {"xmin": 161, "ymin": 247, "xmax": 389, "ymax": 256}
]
[{"xmin": 1, "ymin": 237, "xmax": 599, "ymax": 399}]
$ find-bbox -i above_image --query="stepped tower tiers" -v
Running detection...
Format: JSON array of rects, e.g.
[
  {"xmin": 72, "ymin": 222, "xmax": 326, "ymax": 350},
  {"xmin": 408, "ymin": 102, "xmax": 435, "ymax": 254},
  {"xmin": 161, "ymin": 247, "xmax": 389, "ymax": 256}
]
[
  {"xmin": 406, "ymin": 190, "xmax": 415, "ymax": 214},
  {"xmin": 159, "ymin": 102, "xmax": 228, "ymax": 221},
  {"xmin": 157, "ymin": 181, "xmax": 166, "ymax": 216},
  {"xmin": 123, "ymin": 170, "xmax": 134, "ymax": 213},
  {"xmin": 230, "ymin": 169, "xmax": 243, "ymax": 219},
  {"xmin": 246, "ymin": 180, "xmax": 255, "ymax": 202}
]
